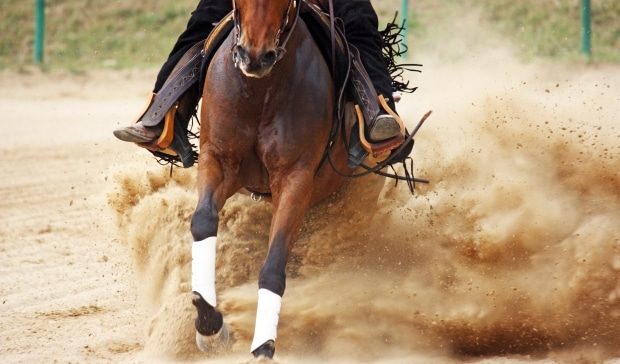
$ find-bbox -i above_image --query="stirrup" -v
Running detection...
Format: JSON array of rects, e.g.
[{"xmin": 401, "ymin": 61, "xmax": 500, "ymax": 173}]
[
  {"xmin": 138, "ymin": 101, "xmax": 196, "ymax": 168},
  {"xmin": 355, "ymin": 94, "xmax": 405, "ymax": 160}
]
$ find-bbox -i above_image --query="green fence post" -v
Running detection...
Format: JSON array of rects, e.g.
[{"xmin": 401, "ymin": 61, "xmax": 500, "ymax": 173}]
[
  {"xmin": 581, "ymin": 0, "xmax": 592, "ymax": 59},
  {"xmin": 400, "ymin": 0, "xmax": 409, "ymax": 55},
  {"xmin": 34, "ymin": 0, "xmax": 45, "ymax": 65}
]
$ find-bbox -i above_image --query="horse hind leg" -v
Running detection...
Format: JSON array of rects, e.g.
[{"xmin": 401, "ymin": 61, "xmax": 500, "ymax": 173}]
[
  {"xmin": 250, "ymin": 169, "xmax": 314, "ymax": 359},
  {"xmin": 191, "ymin": 156, "xmax": 240, "ymax": 352}
]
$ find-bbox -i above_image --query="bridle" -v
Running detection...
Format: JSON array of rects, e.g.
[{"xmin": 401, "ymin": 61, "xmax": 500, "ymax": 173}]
[{"xmin": 232, "ymin": 0, "xmax": 302, "ymax": 67}]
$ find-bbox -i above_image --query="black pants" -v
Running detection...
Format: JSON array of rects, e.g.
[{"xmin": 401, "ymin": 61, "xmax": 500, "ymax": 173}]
[{"xmin": 153, "ymin": 0, "xmax": 393, "ymax": 103}]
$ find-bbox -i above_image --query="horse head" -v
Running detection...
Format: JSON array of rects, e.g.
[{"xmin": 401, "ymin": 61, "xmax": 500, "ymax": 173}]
[{"xmin": 232, "ymin": 0, "xmax": 299, "ymax": 78}]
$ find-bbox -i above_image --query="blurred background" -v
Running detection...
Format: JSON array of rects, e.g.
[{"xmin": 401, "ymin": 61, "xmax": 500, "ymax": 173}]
[{"xmin": 1, "ymin": 0, "xmax": 619, "ymax": 71}]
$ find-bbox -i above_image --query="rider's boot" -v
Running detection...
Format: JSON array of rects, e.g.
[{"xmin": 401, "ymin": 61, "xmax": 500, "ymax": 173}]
[
  {"xmin": 113, "ymin": 85, "xmax": 200, "ymax": 168},
  {"xmin": 348, "ymin": 45, "xmax": 404, "ymax": 168},
  {"xmin": 113, "ymin": 119, "xmax": 162, "ymax": 144},
  {"xmin": 350, "ymin": 46, "xmax": 401, "ymax": 142}
]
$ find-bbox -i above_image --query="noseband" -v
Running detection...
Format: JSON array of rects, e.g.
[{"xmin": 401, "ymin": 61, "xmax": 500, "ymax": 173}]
[{"xmin": 232, "ymin": 0, "xmax": 301, "ymax": 67}]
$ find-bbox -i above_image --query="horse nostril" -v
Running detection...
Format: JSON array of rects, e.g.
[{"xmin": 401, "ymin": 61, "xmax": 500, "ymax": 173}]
[
  {"xmin": 262, "ymin": 50, "xmax": 277, "ymax": 65},
  {"xmin": 233, "ymin": 45, "xmax": 249, "ymax": 64}
]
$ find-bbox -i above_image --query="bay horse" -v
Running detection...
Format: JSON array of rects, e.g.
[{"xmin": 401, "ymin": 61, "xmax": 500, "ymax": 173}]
[{"xmin": 190, "ymin": 0, "xmax": 363, "ymax": 359}]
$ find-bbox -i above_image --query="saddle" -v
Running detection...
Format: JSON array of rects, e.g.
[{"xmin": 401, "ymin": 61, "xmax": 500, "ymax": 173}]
[{"xmin": 133, "ymin": 1, "xmax": 406, "ymax": 167}]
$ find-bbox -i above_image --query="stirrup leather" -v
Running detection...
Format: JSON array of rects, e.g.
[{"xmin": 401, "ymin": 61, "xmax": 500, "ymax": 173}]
[
  {"xmin": 355, "ymin": 94, "xmax": 405, "ymax": 159},
  {"xmin": 120, "ymin": 14, "xmax": 236, "ymax": 167}
]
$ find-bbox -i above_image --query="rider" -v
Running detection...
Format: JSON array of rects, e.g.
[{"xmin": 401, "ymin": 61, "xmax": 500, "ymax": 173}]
[{"xmin": 113, "ymin": 0, "xmax": 402, "ymax": 166}]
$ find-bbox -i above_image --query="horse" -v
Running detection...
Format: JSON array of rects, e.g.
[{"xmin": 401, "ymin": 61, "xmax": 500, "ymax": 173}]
[{"xmin": 189, "ymin": 0, "xmax": 373, "ymax": 359}]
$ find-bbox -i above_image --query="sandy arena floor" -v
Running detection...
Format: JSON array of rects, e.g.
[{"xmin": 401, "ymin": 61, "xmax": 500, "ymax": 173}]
[{"xmin": 1, "ymin": 22, "xmax": 619, "ymax": 364}]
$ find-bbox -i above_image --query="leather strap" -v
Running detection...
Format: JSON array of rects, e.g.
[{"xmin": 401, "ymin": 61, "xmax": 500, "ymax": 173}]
[
  {"xmin": 141, "ymin": 40, "xmax": 205, "ymax": 126},
  {"xmin": 349, "ymin": 46, "xmax": 381, "ymax": 129},
  {"xmin": 328, "ymin": 0, "xmax": 336, "ymax": 76}
]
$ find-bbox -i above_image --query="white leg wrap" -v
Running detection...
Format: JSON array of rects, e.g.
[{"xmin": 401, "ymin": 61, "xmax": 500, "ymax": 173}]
[
  {"xmin": 192, "ymin": 237, "xmax": 217, "ymax": 307},
  {"xmin": 250, "ymin": 288, "xmax": 282, "ymax": 353}
]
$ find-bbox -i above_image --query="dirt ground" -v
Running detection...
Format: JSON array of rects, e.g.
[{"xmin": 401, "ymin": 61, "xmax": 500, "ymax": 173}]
[
  {"xmin": 0, "ymin": 69, "xmax": 151, "ymax": 363},
  {"xmin": 1, "ymin": 13, "xmax": 620, "ymax": 364}
]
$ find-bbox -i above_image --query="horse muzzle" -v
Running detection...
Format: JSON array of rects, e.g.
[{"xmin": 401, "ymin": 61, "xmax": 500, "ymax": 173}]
[{"xmin": 233, "ymin": 45, "xmax": 282, "ymax": 78}]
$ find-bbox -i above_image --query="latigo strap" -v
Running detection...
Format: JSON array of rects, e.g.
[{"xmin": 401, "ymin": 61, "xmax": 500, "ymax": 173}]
[{"xmin": 141, "ymin": 41, "xmax": 206, "ymax": 127}]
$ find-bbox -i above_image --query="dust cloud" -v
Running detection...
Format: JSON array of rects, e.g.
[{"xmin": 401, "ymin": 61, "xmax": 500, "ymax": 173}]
[{"xmin": 108, "ymin": 22, "xmax": 620, "ymax": 364}]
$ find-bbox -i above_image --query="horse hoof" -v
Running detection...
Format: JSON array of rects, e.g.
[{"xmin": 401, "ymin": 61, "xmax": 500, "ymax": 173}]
[
  {"xmin": 195, "ymin": 322, "xmax": 230, "ymax": 353},
  {"xmin": 252, "ymin": 340, "xmax": 275, "ymax": 359}
]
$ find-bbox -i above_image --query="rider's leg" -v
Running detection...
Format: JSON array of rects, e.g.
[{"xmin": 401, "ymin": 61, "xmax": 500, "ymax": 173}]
[
  {"xmin": 153, "ymin": 0, "xmax": 232, "ymax": 92},
  {"xmin": 114, "ymin": 0, "xmax": 232, "ymax": 143},
  {"xmin": 334, "ymin": 0, "xmax": 400, "ymax": 141}
]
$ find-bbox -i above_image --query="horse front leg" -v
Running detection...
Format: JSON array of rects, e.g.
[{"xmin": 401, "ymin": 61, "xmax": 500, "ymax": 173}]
[
  {"xmin": 251, "ymin": 169, "xmax": 314, "ymax": 359},
  {"xmin": 191, "ymin": 153, "xmax": 240, "ymax": 351}
]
